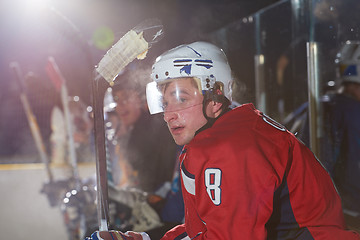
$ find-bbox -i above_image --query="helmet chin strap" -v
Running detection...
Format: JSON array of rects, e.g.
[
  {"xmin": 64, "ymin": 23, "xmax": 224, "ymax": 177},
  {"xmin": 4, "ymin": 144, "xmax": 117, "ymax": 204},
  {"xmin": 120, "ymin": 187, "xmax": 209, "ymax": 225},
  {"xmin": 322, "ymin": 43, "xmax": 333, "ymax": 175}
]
[
  {"xmin": 202, "ymin": 99, "xmax": 217, "ymax": 124},
  {"xmin": 195, "ymin": 88, "xmax": 232, "ymax": 136},
  {"xmin": 195, "ymin": 100, "xmax": 217, "ymax": 136}
]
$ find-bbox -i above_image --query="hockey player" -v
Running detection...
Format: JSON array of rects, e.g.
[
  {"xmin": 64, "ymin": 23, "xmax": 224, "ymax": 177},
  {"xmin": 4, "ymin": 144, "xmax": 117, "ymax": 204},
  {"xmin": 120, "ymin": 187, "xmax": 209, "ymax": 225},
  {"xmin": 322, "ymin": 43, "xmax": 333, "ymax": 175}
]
[{"xmin": 88, "ymin": 42, "xmax": 360, "ymax": 239}]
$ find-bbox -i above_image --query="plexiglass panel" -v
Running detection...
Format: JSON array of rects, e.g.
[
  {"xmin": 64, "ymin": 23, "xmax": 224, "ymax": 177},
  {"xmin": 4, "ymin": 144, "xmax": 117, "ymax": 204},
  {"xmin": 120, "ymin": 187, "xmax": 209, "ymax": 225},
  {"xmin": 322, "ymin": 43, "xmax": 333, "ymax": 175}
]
[{"xmin": 209, "ymin": 0, "xmax": 360, "ymax": 148}]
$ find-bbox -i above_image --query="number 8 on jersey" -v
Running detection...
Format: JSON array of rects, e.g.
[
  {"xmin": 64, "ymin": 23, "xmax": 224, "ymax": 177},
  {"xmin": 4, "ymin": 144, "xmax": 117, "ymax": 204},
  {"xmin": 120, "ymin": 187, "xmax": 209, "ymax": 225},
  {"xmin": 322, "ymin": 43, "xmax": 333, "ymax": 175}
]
[{"xmin": 205, "ymin": 168, "xmax": 222, "ymax": 205}]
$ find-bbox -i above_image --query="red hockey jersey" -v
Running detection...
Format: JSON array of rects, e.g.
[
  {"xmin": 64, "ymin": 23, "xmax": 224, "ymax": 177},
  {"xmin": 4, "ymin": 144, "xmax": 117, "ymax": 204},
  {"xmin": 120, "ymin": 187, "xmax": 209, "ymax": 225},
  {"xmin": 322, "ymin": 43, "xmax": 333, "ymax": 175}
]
[{"xmin": 161, "ymin": 104, "xmax": 359, "ymax": 240}]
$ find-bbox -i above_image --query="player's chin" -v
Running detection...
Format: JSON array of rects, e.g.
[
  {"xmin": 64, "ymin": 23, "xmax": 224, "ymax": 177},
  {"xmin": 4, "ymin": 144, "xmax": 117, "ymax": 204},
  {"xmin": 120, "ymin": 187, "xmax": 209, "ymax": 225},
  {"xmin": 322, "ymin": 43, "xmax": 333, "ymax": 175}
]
[{"xmin": 173, "ymin": 133, "xmax": 192, "ymax": 146}]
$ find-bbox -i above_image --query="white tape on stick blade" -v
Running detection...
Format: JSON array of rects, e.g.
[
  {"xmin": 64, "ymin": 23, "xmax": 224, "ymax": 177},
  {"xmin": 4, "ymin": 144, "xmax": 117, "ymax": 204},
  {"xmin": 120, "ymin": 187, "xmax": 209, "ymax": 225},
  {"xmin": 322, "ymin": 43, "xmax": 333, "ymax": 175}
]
[{"xmin": 96, "ymin": 30, "xmax": 148, "ymax": 83}]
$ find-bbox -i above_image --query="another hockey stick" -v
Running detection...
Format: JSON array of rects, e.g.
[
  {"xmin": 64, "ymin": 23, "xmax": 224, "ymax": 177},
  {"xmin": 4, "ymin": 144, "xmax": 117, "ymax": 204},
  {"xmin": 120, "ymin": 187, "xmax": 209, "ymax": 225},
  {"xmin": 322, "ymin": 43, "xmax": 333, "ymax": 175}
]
[
  {"xmin": 93, "ymin": 18, "xmax": 164, "ymax": 232},
  {"xmin": 46, "ymin": 57, "xmax": 81, "ymax": 189},
  {"xmin": 9, "ymin": 62, "xmax": 54, "ymax": 182}
]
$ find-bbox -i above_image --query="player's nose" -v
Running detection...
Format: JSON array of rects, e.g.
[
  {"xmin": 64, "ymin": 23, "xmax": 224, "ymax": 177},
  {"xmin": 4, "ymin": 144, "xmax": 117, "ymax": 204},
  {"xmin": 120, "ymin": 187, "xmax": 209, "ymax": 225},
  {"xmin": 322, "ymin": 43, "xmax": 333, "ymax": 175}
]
[{"xmin": 163, "ymin": 110, "xmax": 178, "ymax": 123}]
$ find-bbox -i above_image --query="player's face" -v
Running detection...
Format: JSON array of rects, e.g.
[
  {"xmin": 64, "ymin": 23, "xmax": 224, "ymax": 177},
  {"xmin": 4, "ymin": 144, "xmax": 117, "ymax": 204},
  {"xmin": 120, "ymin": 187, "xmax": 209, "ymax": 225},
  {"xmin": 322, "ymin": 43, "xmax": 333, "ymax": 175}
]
[
  {"xmin": 113, "ymin": 89, "xmax": 142, "ymax": 128},
  {"xmin": 162, "ymin": 78, "xmax": 207, "ymax": 145}
]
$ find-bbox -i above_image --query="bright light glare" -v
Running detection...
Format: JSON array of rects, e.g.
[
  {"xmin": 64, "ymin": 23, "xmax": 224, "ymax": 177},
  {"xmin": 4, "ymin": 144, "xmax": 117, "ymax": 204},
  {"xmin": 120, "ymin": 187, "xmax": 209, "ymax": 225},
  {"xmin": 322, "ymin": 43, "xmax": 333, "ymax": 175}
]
[
  {"xmin": 24, "ymin": 0, "xmax": 50, "ymax": 10},
  {"xmin": 108, "ymin": 102, "xmax": 117, "ymax": 109},
  {"xmin": 327, "ymin": 80, "xmax": 335, "ymax": 87},
  {"xmin": 13, "ymin": 0, "xmax": 51, "ymax": 16}
]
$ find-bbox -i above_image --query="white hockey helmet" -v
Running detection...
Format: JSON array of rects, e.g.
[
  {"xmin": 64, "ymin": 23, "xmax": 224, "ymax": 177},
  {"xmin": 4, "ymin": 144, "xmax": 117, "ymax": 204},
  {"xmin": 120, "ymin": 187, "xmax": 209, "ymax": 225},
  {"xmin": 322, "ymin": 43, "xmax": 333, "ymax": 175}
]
[
  {"xmin": 336, "ymin": 40, "xmax": 360, "ymax": 84},
  {"xmin": 146, "ymin": 41, "xmax": 233, "ymax": 114}
]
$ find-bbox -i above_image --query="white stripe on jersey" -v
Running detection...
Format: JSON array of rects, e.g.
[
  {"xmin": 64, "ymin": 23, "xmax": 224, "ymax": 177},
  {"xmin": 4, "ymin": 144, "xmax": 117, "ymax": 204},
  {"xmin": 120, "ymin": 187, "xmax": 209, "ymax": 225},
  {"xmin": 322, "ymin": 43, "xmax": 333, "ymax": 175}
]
[{"xmin": 181, "ymin": 169, "xmax": 195, "ymax": 195}]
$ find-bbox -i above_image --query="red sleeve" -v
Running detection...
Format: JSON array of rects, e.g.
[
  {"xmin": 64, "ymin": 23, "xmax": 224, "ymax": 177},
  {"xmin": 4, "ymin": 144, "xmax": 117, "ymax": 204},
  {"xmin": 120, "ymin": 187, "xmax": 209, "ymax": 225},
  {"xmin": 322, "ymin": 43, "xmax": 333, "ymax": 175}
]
[{"xmin": 161, "ymin": 224, "xmax": 188, "ymax": 240}]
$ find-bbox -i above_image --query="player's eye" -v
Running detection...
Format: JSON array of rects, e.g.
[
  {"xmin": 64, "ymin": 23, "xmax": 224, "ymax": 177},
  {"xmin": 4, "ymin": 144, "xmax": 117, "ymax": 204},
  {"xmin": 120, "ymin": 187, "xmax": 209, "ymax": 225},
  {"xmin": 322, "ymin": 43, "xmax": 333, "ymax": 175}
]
[{"xmin": 179, "ymin": 97, "xmax": 187, "ymax": 103}]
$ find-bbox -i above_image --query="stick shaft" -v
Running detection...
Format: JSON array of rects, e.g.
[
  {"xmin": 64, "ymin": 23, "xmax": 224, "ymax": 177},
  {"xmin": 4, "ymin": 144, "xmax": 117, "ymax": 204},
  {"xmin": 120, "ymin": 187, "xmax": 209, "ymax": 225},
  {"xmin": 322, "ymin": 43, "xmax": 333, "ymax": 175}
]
[
  {"xmin": 20, "ymin": 95, "xmax": 54, "ymax": 181},
  {"xmin": 92, "ymin": 74, "xmax": 110, "ymax": 230},
  {"xmin": 46, "ymin": 57, "xmax": 81, "ymax": 184},
  {"xmin": 10, "ymin": 62, "xmax": 53, "ymax": 182}
]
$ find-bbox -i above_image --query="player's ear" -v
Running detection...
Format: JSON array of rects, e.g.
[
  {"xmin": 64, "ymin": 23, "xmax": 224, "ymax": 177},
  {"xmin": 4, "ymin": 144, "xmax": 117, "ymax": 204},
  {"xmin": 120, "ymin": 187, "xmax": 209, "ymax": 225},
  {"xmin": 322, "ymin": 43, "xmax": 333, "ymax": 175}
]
[{"xmin": 206, "ymin": 101, "xmax": 223, "ymax": 118}]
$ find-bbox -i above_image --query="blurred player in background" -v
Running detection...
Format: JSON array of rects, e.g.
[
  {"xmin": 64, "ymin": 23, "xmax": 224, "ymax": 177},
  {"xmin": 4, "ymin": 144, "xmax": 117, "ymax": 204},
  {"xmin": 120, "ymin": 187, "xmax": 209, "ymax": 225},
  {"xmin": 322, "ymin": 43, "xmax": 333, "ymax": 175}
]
[
  {"xmin": 104, "ymin": 65, "xmax": 183, "ymax": 238},
  {"xmin": 105, "ymin": 66, "xmax": 177, "ymax": 192},
  {"xmin": 322, "ymin": 41, "xmax": 360, "ymax": 217}
]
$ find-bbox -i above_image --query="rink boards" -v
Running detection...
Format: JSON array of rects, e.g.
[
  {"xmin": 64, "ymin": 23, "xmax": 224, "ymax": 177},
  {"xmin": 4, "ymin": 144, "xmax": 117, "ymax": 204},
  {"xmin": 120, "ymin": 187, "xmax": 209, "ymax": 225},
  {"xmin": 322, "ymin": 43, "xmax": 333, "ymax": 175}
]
[{"xmin": 0, "ymin": 162, "xmax": 96, "ymax": 240}]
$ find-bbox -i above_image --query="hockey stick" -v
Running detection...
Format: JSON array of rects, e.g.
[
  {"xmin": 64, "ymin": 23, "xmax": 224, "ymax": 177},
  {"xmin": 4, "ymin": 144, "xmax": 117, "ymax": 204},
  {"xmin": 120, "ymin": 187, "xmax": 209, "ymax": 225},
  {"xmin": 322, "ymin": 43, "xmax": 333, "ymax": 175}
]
[
  {"xmin": 46, "ymin": 57, "xmax": 81, "ymax": 188},
  {"xmin": 93, "ymin": 18, "xmax": 164, "ymax": 232},
  {"xmin": 9, "ymin": 62, "xmax": 54, "ymax": 182}
]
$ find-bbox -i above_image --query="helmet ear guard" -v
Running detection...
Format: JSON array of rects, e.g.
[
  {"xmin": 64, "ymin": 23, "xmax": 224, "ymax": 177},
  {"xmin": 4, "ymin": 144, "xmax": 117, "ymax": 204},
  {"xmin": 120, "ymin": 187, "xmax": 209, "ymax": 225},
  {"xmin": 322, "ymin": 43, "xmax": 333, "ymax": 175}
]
[
  {"xmin": 202, "ymin": 81, "xmax": 231, "ymax": 114},
  {"xmin": 202, "ymin": 81, "xmax": 226, "ymax": 102}
]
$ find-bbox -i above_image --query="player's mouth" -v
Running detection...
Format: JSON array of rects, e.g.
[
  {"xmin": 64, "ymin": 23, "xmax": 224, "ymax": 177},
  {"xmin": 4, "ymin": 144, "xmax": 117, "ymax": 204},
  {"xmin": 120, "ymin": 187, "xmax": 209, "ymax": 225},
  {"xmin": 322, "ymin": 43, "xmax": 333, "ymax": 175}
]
[{"xmin": 170, "ymin": 125, "xmax": 184, "ymax": 135}]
